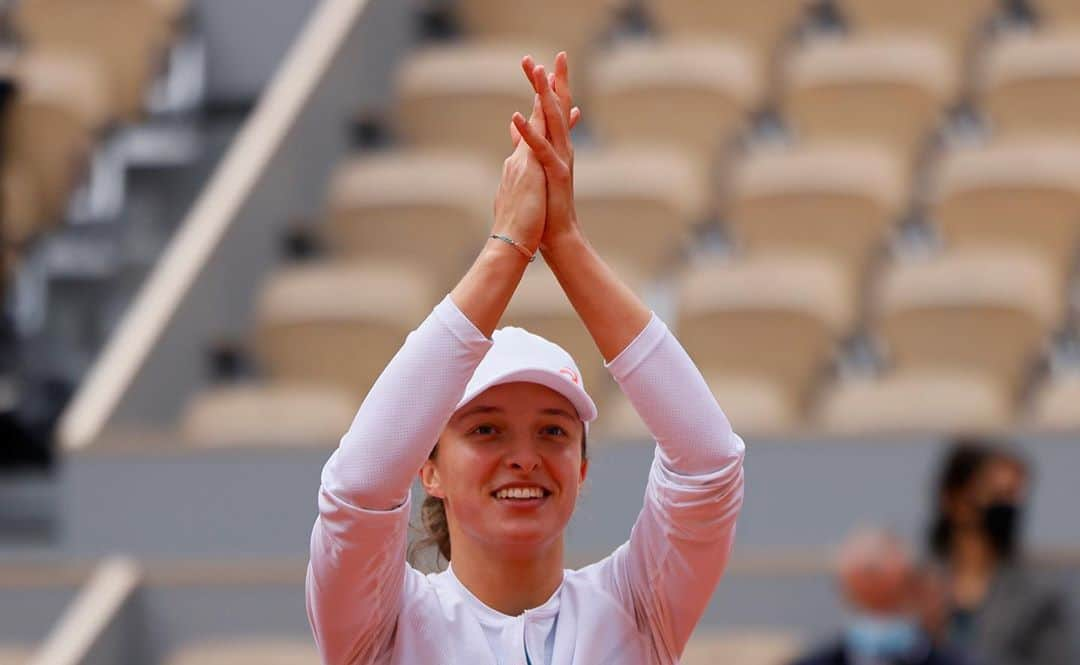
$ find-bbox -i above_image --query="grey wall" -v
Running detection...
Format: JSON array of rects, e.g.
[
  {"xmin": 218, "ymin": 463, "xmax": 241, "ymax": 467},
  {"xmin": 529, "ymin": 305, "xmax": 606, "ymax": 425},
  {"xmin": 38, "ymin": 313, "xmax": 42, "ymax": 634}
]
[
  {"xmin": 195, "ymin": 0, "xmax": 322, "ymax": 103},
  {"xmin": 35, "ymin": 434, "xmax": 1080, "ymax": 560}
]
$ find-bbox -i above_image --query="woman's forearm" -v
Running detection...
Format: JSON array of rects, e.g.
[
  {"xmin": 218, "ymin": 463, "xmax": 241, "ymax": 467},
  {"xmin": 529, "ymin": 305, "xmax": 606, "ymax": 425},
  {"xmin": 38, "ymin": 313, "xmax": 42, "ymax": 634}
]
[
  {"xmin": 451, "ymin": 240, "xmax": 533, "ymax": 338},
  {"xmin": 542, "ymin": 229, "xmax": 651, "ymax": 362}
]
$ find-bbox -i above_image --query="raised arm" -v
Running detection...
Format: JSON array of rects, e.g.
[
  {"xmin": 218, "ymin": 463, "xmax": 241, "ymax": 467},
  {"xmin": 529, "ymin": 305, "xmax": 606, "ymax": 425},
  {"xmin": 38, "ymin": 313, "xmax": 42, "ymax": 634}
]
[
  {"xmin": 515, "ymin": 53, "xmax": 746, "ymax": 661},
  {"xmin": 306, "ymin": 97, "xmax": 551, "ymax": 664}
]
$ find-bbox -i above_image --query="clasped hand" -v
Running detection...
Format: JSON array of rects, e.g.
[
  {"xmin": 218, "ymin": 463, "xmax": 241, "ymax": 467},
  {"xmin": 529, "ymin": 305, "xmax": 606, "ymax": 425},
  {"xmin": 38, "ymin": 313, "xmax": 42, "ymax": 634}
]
[{"xmin": 491, "ymin": 52, "xmax": 582, "ymax": 260}]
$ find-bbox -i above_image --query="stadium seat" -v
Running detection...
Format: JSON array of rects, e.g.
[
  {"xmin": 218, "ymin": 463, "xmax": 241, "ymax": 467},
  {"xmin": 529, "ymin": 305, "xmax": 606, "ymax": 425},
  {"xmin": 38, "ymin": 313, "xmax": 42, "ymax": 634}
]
[
  {"xmin": 396, "ymin": 43, "xmax": 548, "ymax": 165},
  {"xmin": 180, "ymin": 383, "xmax": 356, "ymax": 447},
  {"xmin": 324, "ymin": 150, "xmax": 497, "ymax": 284},
  {"xmin": 0, "ymin": 645, "xmax": 31, "ymax": 665},
  {"xmin": 14, "ymin": 0, "xmax": 176, "ymax": 121},
  {"xmin": 164, "ymin": 638, "xmax": 321, "ymax": 665},
  {"xmin": 4, "ymin": 52, "xmax": 109, "ymax": 226},
  {"xmin": 681, "ymin": 630, "xmax": 803, "ymax": 665},
  {"xmin": 1, "ymin": 162, "xmax": 44, "ymax": 247},
  {"xmin": 641, "ymin": 0, "xmax": 809, "ymax": 75},
  {"xmin": 454, "ymin": 0, "xmax": 611, "ymax": 62},
  {"xmin": 677, "ymin": 254, "xmax": 856, "ymax": 407},
  {"xmin": 837, "ymin": 0, "xmax": 997, "ymax": 61},
  {"xmin": 589, "ymin": 40, "xmax": 761, "ymax": 171},
  {"xmin": 1031, "ymin": 0, "xmax": 1080, "ymax": 29},
  {"xmin": 1029, "ymin": 373, "xmax": 1080, "ymax": 431},
  {"xmin": 254, "ymin": 262, "xmax": 436, "ymax": 397},
  {"xmin": 572, "ymin": 145, "xmax": 706, "ymax": 276},
  {"xmin": 931, "ymin": 138, "xmax": 1080, "ymax": 279},
  {"xmin": 728, "ymin": 142, "xmax": 905, "ymax": 276},
  {"xmin": 876, "ymin": 250, "xmax": 1061, "ymax": 390},
  {"xmin": 598, "ymin": 373, "xmax": 800, "ymax": 441},
  {"xmin": 503, "ymin": 262, "xmax": 641, "ymax": 398},
  {"xmin": 981, "ymin": 31, "xmax": 1080, "ymax": 138},
  {"xmin": 785, "ymin": 36, "xmax": 956, "ymax": 168},
  {"xmin": 818, "ymin": 369, "xmax": 1014, "ymax": 435}
]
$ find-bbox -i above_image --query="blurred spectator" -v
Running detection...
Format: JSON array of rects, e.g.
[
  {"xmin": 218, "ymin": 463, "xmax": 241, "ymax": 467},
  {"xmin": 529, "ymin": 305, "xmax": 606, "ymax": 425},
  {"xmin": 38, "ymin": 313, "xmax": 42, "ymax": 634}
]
[
  {"xmin": 791, "ymin": 528, "xmax": 971, "ymax": 665},
  {"xmin": 926, "ymin": 439, "xmax": 1074, "ymax": 665}
]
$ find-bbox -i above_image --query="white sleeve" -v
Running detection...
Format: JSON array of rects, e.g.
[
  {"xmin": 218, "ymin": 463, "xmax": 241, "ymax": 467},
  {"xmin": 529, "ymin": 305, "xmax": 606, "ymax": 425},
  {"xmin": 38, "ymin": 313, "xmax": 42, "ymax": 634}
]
[
  {"xmin": 306, "ymin": 295, "xmax": 492, "ymax": 665},
  {"xmin": 592, "ymin": 313, "xmax": 746, "ymax": 662}
]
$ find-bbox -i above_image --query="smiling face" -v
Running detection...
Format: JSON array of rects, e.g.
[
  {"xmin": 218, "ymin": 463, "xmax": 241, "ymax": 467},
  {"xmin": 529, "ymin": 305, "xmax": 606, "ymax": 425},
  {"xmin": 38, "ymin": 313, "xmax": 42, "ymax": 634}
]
[{"xmin": 419, "ymin": 381, "xmax": 588, "ymax": 560}]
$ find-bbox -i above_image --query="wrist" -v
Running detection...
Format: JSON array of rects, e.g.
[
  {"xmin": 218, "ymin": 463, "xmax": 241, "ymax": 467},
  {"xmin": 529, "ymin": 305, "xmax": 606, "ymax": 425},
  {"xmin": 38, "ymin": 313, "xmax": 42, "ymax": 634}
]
[
  {"xmin": 483, "ymin": 235, "xmax": 534, "ymax": 265},
  {"xmin": 541, "ymin": 227, "xmax": 590, "ymax": 263}
]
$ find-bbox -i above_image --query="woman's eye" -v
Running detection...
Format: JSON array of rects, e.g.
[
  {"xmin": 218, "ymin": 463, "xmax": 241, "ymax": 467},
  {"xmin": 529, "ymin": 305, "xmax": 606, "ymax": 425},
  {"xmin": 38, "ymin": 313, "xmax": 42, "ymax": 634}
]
[
  {"xmin": 471, "ymin": 424, "xmax": 497, "ymax": 436},
  {"xmin": 542, "ymin": 425, "xmax": 568, "ymax": 437}
]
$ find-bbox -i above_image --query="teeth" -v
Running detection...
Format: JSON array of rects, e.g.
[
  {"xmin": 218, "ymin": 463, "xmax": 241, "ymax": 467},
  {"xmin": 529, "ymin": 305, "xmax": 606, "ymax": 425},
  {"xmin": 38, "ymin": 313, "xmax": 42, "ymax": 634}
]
[{"xmin": 495, "ymin": 487, "xmax": 545, "ymax": 500}]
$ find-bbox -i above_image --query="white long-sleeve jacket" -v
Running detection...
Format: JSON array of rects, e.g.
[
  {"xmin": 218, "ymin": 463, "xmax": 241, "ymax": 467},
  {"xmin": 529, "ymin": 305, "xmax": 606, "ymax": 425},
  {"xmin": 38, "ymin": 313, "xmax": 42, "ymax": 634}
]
[{"xmin": 306, "ymin": 295, "xmax": 746, "ymax": 664}]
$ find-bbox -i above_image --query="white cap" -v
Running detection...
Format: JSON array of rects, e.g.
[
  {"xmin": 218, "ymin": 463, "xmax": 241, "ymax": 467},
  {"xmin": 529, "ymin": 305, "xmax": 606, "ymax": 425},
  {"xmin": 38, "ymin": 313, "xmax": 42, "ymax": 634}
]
[{"xmin": 455, "ymin": 326, "xmax": 598, "ymax": 423}]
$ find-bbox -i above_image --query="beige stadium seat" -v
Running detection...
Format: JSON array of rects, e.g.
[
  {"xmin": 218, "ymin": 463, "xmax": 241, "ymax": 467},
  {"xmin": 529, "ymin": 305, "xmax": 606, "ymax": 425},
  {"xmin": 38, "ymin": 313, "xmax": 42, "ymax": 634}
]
[
  {"xmin": 678, "ymin": 254, "xmax": 856, "ymax": 406},
  {"xmin": 1029, "ymin": 373, "xmax": 1080, "ymax": 431},
  {"xmin": 573, "ymin": 146, "xmax": 706, "ymax": 276},
  {"xmin": 642, "ymin": 0, "xmax": 809, "ymax": 74},
  {"xmin": 981, "ymin": 31, "xmax": 1080, "ymax": 139},
  {"xmin": 681, "ymin": 630, "xmax": 803, "ymax": 665},
  {"xmin": 4, "ymin": 52, "xmax": 109, "ymax": 226},
  {"xmin": 876, "ymin": 250, "xmax": 1061, "ymax": 390},
  {"xmin": 838, "ymin": 0, "xmax": 997, "ymax": 61},
  {"xmin": 14, "ymin": 0, "xmax": 174, "ymax": 121},
  {"xmin": 597, "ymin": 373, "xmax": 800, "ymax": 441},
  {"xmin": 728, "ymin": 142, "xmax": 905, "ymax": 275},
  {"xmin": 0, "ymin": 644, "xmax": 31, "ymax": 665},
  {"xmin": 932, "ymin": 138, "xmax": 1080, "ymax": 279},
  {"xmin": 254, "ymin": 262, "xmax": 435, "ymax": 397},
  {"xmin": 818, "ymin": 369, "xmax": 1014, "ymax": 435},
  {"xmin": 1032, "ymin": 0, "xmax": 1080, "ymax": 28},
  {"xmin": 589, "ymin": 40, "xmax": 761, "ymax": 170},
  {"xmin": 1, "ymin": 161, "xmax": 44, "ymax": 247},
  {"xmin": 165, "ymin": 638, "xmax": 321, "ymax": 665},
  {"xmin": 785, "ymin": 36, "xmax": 956, "ymax": 167},
  {"xmin": 502, "ymin": 262, "xmax": 631, "ymax": 397},
  {"xmin": 455, "ymin": 0, "xmax": 611, "ymax": 61},
  {"xmin": 396, "ymin": 43, "xmax": 550, "ymax": 165},
  {"xmin": 180, "ymin": 383, "xmax": 356, "ymax": 447},
  {"xmin": 324, "ymin": 150, "xmax": 497, "ymax": 284}
]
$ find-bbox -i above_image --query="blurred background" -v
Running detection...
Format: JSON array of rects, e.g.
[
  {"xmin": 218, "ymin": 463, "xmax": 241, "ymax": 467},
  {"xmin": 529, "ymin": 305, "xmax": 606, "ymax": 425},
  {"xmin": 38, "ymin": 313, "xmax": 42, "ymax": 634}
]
[{"xmin": 0, "ymin": 0, "xmax": 1078, "ymax": 663}]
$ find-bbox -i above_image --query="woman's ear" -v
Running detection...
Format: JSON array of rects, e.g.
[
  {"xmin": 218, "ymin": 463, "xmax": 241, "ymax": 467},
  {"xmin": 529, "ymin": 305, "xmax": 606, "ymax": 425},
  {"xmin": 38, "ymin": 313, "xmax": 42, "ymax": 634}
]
[
  {"xmin": 419, "ymin": 460, "xmax": 445, "ymax": 499},
  {"xmin": 579, "ymin": 457, "xmax": 589, "ymax": 485}
]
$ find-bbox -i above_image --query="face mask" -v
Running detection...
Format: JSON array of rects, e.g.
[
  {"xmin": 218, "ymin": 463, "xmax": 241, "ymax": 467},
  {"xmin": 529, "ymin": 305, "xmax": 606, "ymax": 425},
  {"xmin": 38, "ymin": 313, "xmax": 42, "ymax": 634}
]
[
  {"xmin": 982, "ymin": 501, "xmax": 1021, "ymax": 559},
  {"xmin": 846, "ymin": 615, "xmax": 921, "ymax": 661}
]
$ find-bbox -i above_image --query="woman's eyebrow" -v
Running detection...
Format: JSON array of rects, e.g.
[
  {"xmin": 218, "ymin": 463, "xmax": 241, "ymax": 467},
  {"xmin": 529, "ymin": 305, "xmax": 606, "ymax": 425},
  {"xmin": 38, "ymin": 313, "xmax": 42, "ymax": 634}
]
[
  {"xmin": 452, "ymin": 405, "xmax": 503, "ymax": 423},
  {"xmin": 539, "ymin": 408, "xmax": 577, "ymax": 421}
]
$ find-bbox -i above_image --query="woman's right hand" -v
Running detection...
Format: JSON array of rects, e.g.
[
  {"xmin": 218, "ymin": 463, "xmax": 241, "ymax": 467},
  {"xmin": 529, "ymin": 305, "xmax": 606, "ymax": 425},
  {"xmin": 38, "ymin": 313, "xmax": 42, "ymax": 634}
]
[{"xmin": 492, "ymin": 94, "xmax": 548, "ymax": 256}]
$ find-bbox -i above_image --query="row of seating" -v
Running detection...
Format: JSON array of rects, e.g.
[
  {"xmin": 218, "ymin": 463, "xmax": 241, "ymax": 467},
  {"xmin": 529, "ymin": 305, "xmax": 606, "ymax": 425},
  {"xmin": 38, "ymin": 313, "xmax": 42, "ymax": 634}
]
[
  {"xmin": 325, "ymin": 133, "xmax": 1080, "ymax": 283},
  {"xmin": 178, "ymin": 252, "xmax": 1080, "ymax": 446},
  {"xmin": 1, "ymin": 0, "xmax": 189, "ymax": 252},
  {"xmin": 450, "ymin": 0, "xmax": 1079, "ymax": 73},
  {"xmin": 396, "ymin": 27, "xmax": 1080, "ymax": 172}
]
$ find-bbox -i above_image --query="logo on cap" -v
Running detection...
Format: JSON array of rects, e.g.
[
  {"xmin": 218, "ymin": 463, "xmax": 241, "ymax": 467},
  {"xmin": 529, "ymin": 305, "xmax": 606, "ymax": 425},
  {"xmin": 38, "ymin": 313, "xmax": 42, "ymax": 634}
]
[{"xmin": 559, "ymin": 368, "xmax": 579, "ymax": 385}]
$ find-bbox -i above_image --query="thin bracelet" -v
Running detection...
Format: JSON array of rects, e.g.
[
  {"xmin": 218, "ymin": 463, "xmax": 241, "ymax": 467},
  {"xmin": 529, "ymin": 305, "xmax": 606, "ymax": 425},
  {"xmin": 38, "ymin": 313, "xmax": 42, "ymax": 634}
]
[{"xmin": 489, "ymin": 234, "xmax": 537, "ymax": 262}]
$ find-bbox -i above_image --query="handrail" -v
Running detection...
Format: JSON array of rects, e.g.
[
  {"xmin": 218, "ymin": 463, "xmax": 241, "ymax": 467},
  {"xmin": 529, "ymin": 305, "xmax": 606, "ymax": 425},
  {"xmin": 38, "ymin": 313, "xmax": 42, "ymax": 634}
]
[
  {"xmin": 28, "ymin": 557, "xmax": 141, "ymax": 665},
  {"xmin": 56, "ymin": 0, "xmax": 372, "ymax": 451}
]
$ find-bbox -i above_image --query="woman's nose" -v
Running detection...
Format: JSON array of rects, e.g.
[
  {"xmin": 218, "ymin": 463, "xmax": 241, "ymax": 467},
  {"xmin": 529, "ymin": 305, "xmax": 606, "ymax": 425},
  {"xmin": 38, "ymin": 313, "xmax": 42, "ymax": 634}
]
[{"xmin": 505, "ymin": 439, "xmax": 542, "ymax": 472}]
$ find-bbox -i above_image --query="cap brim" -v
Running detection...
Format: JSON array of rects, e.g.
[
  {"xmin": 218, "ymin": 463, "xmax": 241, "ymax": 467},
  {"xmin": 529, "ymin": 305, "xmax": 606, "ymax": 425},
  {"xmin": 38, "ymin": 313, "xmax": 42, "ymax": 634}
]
[{"xmin": 456, "ymin": 367, "xmax": 598, "ymax": 423}]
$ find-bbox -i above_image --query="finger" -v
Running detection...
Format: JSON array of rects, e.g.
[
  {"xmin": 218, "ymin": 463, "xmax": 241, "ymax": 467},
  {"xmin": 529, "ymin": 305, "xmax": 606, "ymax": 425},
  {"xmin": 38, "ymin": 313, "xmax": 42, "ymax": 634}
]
[
  {"xmin": 554, "ymin": 51, "xmax": 573, "ymax": 123},
  {"xmin": 510, "ymin": 119, "xmax": 522, "ymax": 148},
  {"xmin": 532, "ymin": 64, "xmax": 569, "ymax": 152},
  {"xmin": 569, "ymin": 106, "xmax": 581, "ymax": 131},
  {"xmin": 511, "ymin": 94, "xmax": 543, "ymax": 148},
  {"xmin": 512, "ymin": 111, "xmax": 561, "ymax": 169}
]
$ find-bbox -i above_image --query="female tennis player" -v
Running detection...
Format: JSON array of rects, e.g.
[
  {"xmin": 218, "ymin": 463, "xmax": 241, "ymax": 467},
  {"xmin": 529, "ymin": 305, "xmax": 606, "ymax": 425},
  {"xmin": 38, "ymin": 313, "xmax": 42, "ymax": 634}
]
[{"xmin": 306, "ymin": 52, "xmax": 746, "ymax": 665}]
